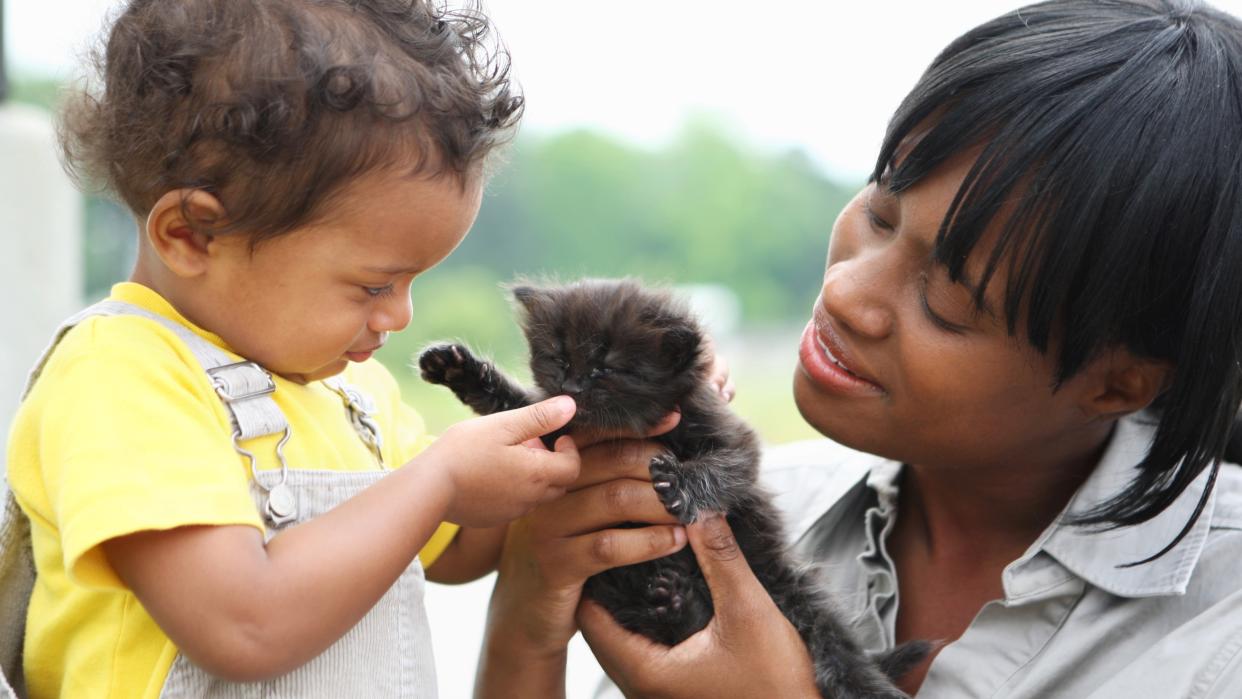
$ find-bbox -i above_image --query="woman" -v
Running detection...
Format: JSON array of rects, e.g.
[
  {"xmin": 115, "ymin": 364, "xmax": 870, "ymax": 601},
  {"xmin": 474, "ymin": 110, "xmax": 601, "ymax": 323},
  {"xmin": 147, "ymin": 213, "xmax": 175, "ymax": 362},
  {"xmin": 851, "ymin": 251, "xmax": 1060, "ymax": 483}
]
[{"xmin": 476, "ymin": 1, "xmax": 1242, "ymax": 696}]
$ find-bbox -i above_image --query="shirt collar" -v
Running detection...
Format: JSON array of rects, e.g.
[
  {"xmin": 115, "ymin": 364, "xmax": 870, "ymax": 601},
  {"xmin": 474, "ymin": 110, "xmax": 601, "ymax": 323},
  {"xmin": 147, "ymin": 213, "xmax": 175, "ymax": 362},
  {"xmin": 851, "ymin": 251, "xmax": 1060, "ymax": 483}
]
[
  {"xmin": 110, "ymin": 281, "xmax": 237, "ymax": 355},
  {"xmin": 849, "ymin": 414, "xmax": 1214, "ymax": 600},
  {"xmin": 1029, "ymin": 414, "xmax": 1215, "ymax": 598}
]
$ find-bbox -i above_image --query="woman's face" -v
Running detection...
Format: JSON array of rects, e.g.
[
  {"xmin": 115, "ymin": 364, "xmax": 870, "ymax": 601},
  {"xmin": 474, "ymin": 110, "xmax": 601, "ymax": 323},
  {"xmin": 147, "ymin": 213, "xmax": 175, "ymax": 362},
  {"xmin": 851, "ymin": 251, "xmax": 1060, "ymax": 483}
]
[{"xmin": 793, "ymin": 152, "xmax": 1104, "ymax": 472}]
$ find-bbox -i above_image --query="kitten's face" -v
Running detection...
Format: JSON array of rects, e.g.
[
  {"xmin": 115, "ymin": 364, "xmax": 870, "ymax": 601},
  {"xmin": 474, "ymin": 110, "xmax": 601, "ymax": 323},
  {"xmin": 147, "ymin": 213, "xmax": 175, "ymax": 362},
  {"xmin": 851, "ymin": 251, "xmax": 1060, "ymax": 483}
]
[{"xmin": 514, "ymin": 280, "xmax": 704, "ymax": 433}]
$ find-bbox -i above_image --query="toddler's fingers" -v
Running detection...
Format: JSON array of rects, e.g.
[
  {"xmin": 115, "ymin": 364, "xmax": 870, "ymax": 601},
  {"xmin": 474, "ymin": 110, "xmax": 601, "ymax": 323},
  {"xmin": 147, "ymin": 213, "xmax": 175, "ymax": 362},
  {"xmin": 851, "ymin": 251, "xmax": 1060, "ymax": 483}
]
[
  {"xmin": 544, "ymin": 435, "xmax": 581, "ymax": 486},
  {"xmin": 519, "ymin": 434, "xmax": 581, "ymax": 492},
  {"xmin": 536, "ymin": 486, "xmax": 568, "ymax": 504},
  {"xmin": 492, "ymin": 395, "xmax": 576, "ymax": 444}
]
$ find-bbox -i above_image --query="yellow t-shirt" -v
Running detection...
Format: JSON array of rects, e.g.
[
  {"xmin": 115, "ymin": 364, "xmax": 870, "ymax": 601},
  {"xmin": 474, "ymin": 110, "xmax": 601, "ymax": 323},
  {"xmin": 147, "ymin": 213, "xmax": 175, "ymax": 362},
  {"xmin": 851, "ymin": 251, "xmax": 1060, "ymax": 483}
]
[{"xmin": 5, "ymin": 282, "xmax": 458, "ymax": 699}]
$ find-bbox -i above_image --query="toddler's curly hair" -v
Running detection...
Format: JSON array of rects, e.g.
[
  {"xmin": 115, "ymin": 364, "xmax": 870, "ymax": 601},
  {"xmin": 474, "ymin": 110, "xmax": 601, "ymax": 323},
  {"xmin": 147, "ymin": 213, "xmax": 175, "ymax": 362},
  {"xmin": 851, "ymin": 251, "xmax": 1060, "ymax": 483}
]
[{"xmin": 59, "ymin": 0, "xmax": 523, "ymax": 245}]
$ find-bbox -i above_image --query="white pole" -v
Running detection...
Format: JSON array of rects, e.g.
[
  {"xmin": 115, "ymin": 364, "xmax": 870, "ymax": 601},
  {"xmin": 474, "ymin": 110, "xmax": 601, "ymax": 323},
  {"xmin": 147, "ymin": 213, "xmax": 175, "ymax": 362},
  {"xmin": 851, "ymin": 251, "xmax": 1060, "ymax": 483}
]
[{"xmin": 0, "ymin": 100, "xmax": 83, "ymax": 440}]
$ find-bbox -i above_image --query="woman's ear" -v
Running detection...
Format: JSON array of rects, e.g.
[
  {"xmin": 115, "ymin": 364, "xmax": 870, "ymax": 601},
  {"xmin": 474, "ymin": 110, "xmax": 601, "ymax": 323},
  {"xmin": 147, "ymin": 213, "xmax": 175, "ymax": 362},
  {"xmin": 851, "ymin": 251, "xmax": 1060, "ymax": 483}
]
[
  {"xmin": 1080, "ymin": 349, "xmax": 1172, "ymax": 420},
  {"xmin": 145, "ymin": 189, "xmax": 227, "ymax": 278}
]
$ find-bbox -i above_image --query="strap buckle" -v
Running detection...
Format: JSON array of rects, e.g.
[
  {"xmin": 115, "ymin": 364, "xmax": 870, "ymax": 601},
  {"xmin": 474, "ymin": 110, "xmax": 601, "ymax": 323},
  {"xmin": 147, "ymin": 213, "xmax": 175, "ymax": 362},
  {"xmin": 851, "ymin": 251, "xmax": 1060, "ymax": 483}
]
[
  {"xmin": 207, "ymin": 361, "xmax": 277, "ymax": 402},
  {"xmin": 325, "ymin": 380, "xmax": 385, "ymax": 466}
]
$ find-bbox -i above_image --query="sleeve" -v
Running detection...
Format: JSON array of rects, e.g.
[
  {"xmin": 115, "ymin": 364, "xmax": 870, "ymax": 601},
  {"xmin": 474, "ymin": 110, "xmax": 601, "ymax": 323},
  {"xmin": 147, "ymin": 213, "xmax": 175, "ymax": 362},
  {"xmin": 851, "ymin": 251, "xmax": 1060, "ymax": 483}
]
[
  {"xmin": 351, "ymin": 360, "xmax": 460, "ymax": 568},
  {"xmin": 37, "ymin": 325, "xmax": 264, "ymax": 588}
]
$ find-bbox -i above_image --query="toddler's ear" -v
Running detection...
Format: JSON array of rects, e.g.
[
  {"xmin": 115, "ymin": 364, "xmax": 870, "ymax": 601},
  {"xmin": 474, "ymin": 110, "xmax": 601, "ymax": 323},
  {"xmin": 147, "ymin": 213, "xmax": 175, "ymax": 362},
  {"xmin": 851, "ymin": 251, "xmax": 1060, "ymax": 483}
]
[{"xmin": 145, "ymin": 189, "xmax": 228, "ymax": 278}]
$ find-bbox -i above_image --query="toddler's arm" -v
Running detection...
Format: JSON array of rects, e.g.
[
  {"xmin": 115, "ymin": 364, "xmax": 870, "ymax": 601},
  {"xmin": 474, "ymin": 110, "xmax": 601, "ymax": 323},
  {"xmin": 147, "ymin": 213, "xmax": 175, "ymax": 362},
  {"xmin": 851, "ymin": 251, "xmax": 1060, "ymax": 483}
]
[
  {"xmin": 425, "ymin": 524, "xmax": 507, "ymax": 584},
  {"xmin": 102, "ymin": 396, "xmax": 579, "ymax": 682}
]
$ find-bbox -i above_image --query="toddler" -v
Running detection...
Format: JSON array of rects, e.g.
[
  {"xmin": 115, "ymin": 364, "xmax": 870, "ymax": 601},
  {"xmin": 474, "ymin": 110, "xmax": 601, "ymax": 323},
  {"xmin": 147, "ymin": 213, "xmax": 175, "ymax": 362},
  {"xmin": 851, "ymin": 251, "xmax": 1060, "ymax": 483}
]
[{"xmin": 3, "ymin": 1, "xmax": 580, "ymax": 697}]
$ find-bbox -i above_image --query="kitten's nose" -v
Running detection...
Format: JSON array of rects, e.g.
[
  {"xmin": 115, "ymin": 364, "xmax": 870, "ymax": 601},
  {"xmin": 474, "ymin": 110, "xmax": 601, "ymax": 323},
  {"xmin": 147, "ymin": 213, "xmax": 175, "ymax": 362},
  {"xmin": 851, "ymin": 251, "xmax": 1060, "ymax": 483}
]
[{"xmin": 561, "ymin": 379, "xmax": 583, "ymax": 394}]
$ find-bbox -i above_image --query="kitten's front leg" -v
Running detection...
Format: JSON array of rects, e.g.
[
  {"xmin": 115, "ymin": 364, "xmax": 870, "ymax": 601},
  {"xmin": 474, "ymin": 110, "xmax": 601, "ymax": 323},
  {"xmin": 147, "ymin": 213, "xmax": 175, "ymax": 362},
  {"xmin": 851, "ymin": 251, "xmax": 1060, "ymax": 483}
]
[
  {"xmin": 418, "ymin": 343, "xmax": 535, "ymax": 417},
  {"xmin": 649, "ymin": 450, "xmax": 750, "ymax": 524}
]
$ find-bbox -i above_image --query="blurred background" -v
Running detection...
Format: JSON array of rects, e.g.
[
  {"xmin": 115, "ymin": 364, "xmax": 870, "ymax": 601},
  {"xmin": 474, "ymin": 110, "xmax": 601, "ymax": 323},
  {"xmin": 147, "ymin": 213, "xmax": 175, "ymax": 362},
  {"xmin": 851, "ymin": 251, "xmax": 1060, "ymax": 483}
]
[{"xmin": 7, "ymin": 0, "xmax": 1242, "ymax": 696}]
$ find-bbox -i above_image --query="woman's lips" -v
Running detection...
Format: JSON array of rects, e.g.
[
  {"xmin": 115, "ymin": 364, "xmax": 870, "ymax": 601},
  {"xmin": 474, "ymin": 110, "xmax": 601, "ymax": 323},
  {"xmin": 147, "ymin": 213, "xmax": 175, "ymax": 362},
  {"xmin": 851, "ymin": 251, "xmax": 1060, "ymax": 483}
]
[{"xmin": 797, "ymin": 320, "xmax": 885, "ymax": 397}]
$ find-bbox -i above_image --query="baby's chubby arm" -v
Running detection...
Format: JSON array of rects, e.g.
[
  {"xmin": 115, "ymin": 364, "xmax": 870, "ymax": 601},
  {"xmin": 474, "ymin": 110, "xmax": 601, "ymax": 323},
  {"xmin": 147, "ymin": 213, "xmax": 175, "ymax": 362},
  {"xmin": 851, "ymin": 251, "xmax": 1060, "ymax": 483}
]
[
  {"xmin": 425, "ymin": 524, "xmax": 507, "ymax": 584},
  {"xmin": 102, "ymin": 395, "xmax": 580, "ymax": 682}
]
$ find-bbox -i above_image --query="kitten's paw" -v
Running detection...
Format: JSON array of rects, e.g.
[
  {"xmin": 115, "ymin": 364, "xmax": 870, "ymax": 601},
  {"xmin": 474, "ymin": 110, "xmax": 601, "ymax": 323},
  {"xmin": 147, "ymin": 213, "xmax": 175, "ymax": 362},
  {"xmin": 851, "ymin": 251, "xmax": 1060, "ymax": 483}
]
[
  {"xmin": 418, "ymin": 343, "xmax": 473, "ymax": 386},
  {"xmin": 646, "ymin": 572, "xmax": 687, "ymax": 619},
  {"xmin": 650, "ymin": 453, "xmax": 696, "ymax": 523}
]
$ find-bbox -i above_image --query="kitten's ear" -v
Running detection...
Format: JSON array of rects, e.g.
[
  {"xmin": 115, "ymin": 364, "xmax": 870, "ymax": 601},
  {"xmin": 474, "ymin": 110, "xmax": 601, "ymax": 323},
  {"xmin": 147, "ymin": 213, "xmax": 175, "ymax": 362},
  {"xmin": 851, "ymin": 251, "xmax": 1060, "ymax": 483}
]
[
  {"xmin": 661, "ymin": 326, "xmax": 703, "ymax": 372},
  {"xmin": 510, "ymin": 285, "xmax": 551, "ymax": 316}
]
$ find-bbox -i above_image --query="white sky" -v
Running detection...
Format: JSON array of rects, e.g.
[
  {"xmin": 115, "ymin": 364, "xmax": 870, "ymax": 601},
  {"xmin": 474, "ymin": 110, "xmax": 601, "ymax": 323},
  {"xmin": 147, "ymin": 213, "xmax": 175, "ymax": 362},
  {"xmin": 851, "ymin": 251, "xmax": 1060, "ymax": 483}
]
[{"xmin": 9, "ymin": 0, "xmax": 1242, "ymax": 180}]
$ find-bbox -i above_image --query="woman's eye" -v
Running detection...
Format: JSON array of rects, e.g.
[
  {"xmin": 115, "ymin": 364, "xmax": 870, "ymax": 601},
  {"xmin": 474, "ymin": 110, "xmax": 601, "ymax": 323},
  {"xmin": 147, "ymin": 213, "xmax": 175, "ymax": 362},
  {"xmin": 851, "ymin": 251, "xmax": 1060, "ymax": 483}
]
[
  {"xmin": 918, "ymin": 272, "xmax": 967, "ymax": 334},
  {"xmin": 863, "ymin": 195, "xmax": 894, "ymax": 232}
]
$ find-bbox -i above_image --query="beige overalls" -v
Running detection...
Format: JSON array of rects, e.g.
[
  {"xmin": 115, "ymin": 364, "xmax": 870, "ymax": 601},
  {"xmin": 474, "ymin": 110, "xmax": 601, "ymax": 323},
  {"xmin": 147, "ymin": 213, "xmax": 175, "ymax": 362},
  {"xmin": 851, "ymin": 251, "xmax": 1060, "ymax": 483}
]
[{"xmin": 1, "ymin": 300, "xmax": 439, "ymax": 698}]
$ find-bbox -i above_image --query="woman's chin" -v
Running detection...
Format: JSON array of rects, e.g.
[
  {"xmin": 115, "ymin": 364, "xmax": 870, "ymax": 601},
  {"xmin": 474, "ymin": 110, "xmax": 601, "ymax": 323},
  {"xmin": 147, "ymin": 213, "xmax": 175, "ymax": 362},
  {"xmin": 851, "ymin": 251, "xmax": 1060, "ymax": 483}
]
[
  {"xmin": 793, "ymin": 372, "xmax": 830, "ymax": 434},
  {"xmin": 793, "ymin": 369, "xmax": 879, "ymax": 451}
]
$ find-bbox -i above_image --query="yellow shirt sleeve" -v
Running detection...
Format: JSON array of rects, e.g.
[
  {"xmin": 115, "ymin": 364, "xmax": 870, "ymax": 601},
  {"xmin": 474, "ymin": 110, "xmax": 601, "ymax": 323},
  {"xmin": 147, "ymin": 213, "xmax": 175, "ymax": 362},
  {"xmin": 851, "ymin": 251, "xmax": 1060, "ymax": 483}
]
[{"xmin": 22, "ymin": 317, "xmax": 263, "ymax": 588}]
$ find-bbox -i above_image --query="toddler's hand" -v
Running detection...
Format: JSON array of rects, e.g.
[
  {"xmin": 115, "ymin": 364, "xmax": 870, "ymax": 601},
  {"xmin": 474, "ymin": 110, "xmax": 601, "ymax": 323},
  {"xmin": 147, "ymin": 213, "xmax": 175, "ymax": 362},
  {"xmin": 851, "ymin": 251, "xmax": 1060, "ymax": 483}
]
[{"xmin": 424, "ymin": 396, "xmax": 580, "ymax": 528}]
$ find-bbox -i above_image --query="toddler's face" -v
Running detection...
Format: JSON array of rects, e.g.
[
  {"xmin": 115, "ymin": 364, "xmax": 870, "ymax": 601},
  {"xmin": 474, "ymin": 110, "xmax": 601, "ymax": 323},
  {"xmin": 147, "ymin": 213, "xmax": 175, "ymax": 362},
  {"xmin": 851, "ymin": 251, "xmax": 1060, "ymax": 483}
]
[
  {"xmin": 793, "ymin": 150, "xmax": 1104, "ymax": 474},
  {"xmin": 199, "ymin": 170, "xmax": 481, "ymax": 383}
]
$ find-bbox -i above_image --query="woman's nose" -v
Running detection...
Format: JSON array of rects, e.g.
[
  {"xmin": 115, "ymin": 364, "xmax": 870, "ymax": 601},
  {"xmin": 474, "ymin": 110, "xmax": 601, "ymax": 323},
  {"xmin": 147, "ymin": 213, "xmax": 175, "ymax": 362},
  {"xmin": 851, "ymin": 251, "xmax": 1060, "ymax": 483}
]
[{"xmin": 820, "ymin": 254, "xmax": 896, "ymax": 340}]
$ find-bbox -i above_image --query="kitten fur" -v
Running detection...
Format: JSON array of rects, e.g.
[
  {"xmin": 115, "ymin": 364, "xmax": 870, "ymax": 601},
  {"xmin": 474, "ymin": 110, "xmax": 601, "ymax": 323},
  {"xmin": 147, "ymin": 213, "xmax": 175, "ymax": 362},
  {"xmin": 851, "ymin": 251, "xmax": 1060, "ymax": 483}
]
[{"xmin": 419, "ymin": 278, "xmax": 927, "ymax": 698}]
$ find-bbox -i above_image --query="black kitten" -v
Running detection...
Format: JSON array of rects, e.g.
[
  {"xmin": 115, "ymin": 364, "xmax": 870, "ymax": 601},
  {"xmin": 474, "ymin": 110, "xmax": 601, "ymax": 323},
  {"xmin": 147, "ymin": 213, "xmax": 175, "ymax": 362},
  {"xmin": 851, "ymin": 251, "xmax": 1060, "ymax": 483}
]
[{"xmin": 419, "ymin": 278, "xmax": 926, "ymax": 698}]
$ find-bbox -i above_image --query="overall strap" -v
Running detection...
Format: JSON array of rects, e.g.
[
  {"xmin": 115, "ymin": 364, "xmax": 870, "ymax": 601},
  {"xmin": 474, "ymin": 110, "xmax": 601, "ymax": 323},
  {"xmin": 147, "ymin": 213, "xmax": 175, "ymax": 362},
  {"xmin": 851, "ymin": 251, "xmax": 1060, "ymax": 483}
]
[
  {"xmin": 0, "ymin": 298, "xmax": 387, "ymax": 697},
  {"xmin": 22, "ymin": 299, "xmax": 386, "ymax": 523},
  {"xmin": 23, "ymin": 300, "xmax": 289, "ymax": 441}
]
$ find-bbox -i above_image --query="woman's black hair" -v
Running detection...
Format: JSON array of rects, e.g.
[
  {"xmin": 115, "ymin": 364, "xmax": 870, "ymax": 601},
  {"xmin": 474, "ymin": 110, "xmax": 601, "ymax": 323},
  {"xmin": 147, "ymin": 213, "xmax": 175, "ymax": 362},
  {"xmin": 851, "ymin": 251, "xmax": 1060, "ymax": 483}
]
[{"xmin": 875, "ymin": 0, "xmax": 1242, "ymax": 562}]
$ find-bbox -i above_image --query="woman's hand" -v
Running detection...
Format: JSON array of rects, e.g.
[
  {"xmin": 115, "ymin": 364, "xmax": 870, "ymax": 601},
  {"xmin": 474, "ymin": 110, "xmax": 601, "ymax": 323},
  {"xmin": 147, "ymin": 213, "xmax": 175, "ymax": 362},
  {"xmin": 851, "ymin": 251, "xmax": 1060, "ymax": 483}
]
[
  {"xmin": 474, "ymin": 417, "xmax": 687, "ymax": 699},
  {"xmin": 704, "ymin": 334, "xmax": 736, "ymax": 402},
  {"xmin": 578, "ymin": 512, "xmax": 820, "ymax": 699}
]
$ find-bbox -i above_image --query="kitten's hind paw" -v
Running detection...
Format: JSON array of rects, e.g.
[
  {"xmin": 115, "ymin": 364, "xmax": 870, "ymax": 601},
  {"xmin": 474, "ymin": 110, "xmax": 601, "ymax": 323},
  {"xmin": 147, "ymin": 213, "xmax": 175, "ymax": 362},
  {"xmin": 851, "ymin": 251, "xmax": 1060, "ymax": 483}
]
[
  {"xmin": 418, "ymin": 343, "xmax": 474, "ymax": 386},
  {"xmin": 650, "ymin": 453, "xmax": 696, "ymax": 523},
  {"xmin": 646, "ymin": 572, "xmax": 686, "ymax": 618},
  {"xmin": 638, "ymin": 569, "xmax": 711, "ymax": 645}
]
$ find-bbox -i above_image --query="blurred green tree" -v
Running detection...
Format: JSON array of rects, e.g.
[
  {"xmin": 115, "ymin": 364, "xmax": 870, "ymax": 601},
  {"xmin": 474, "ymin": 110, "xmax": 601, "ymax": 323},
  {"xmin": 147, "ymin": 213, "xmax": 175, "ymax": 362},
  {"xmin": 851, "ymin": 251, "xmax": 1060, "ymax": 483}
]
[{"xmin": 456, "ymin": 117, "xmax": 855, "ymax": 322}]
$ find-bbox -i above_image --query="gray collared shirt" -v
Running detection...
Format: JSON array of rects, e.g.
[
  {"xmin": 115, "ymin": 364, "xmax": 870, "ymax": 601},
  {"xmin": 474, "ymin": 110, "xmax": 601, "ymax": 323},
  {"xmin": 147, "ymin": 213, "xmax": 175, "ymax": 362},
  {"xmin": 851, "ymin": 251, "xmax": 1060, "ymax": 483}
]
[{"xmin": 593, "ymin": 415, "xmax": 1242, "ymax": 698}]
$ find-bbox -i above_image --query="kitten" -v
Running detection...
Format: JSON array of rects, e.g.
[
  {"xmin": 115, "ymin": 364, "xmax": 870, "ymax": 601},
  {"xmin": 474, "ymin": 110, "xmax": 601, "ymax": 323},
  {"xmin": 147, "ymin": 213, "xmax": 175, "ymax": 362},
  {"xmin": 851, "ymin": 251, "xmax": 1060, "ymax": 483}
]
[{"xmin": 419, "ymin": 278, "xmax": 926, "ymax": 698}]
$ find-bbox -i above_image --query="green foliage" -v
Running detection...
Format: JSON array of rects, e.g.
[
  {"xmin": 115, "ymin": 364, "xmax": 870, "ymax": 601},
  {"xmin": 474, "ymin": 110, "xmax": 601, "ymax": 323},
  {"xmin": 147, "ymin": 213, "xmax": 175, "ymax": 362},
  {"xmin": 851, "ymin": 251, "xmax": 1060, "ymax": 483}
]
[
  {"xmin": 7, "ymin": 75, "xmax": 63, "ymax": 111},
  {"xmin": 457, "ymin": 118, "xmax": 856, "ymax": 322},
  {"xmin": 379, "ymin": 122, "xmax": 855, "ymax": 441}
]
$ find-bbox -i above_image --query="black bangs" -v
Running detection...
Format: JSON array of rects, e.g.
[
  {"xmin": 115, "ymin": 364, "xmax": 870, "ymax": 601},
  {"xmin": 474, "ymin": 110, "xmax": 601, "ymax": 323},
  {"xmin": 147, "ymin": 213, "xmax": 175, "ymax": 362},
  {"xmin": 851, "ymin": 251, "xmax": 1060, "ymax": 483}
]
[{"xmin": 875, "ymin": 0, "xmax": 1242, "ymax": 558}]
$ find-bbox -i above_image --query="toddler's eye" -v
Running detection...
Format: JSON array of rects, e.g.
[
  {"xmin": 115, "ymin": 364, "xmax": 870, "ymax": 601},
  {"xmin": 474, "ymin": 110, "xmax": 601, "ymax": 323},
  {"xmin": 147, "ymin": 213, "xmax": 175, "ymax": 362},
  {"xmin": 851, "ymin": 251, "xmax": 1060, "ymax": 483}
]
[{"xmin": 363, "ymin": 284, "xmax": 394, "ymax": 298}]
